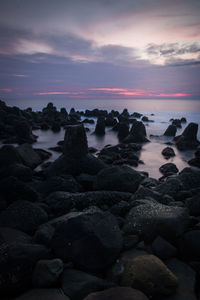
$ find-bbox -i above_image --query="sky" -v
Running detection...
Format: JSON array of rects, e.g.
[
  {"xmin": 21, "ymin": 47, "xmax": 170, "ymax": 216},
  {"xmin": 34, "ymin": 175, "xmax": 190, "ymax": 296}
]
[{"xmin": 0, "ymin": 0, "xmax": 200, "ymax": 100}]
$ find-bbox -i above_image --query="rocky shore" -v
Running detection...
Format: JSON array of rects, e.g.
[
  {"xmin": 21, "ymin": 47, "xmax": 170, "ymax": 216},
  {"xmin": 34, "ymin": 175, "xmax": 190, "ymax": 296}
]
[{"xmin": 0, "ymin": 99, "xmax": 200, "ymax": 300}]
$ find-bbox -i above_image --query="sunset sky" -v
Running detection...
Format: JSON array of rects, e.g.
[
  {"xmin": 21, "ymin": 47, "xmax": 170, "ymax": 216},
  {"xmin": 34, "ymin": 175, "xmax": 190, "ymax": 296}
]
[{"xmin": 0, "ymin": 0, "xmax": 200, "ymax": 100}]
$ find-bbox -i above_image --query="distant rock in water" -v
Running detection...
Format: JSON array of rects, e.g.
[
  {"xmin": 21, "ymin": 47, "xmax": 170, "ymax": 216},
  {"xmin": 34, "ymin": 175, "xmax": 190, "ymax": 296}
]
[
  {"xmin": 124, "ymin": 121, "xmax": 149, "ymax": 143},
  {"xmin": 164, "ymin": 125, "xmax": 177, "ymax": 137},
  {"xmin": 45, "ymin": 124, "xmax": 106, "ymax": 176},
  {"xmin": 162, "ymin": 147, "xmax": 175, "ymax": 159},
  {"xmin": 175, "ymin": 122, "xmax": 200, "ymax": 150},
  {"xmin": 94, "ymin": 117, "xmax": 105, "ymax": 135}
]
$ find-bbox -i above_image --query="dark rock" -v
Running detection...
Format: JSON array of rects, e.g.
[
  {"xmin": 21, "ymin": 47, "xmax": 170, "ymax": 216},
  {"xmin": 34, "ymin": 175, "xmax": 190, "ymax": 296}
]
[
  {"xmin": 32, "ymin": 259, "xmax": 63, "ymax": 287},
  {"xmin": 45, "ymin": 190, "xmax": 132, "ymax": 216},
  {"xmin": 0, "ymin": 200, "xmax": 48, "ymax": 234},
  {"xmin": 51, "ymin": 211, "xmax": 123, "ymax": 270},
  {"xmin": 180, "ymin": 230, "xmax": 200, "ymax": 260},
  {"xmin": 0, "ymin": 163, "xmax": 33, "ymax": 182},
  {"xmin": 162, "ymin": 147, "xmax": 175, "ymax": 158},
  {"xmin": 17, "ymin": 144, "xmax": 42, "ymax": 169},
  {"xmin": 94, "ymin": 117, "xmax": 105, "ymax": 135},
  {"xmin": 61, "ymin": 268, "xmax": 114, "ymax": 300},
  {"xmin": 46, "ymin": 124, "xmax": 106, "ymax": 177},
  {"xmin": 0, "ymin": 227, "xmax": 31, "ymax": 245},
  {"xmin": 94, "ymin": 166, "xmax": 143, "ymax": 193},
  {"xmin": 159, "ymin": 163, "xmax": 179, "ymax": 176},
  {"xmin": 83, "ymin": 287, "xmax": 148, "ymax": 300},
  {"xmin": 124, "ymin": 121, "xmax": 149, "ymax": 143},
  {"xmin": 185, "ymin": 193, "xmax": 200, "ymax": 216},
  {"xmin": 0, "ymin": 243, "xmax": 51, "ymax": 296},
  {"xmin": 0, "ymin": 176, "xmax": 39, "ymax": 202},
  {"xmin": 175, "ymin": 122, "xmax": 199, "ymax": 150},
  {"xmin": 178, "ymin": 167, "xmax": 200, "ymax": 190},
  {"xmin": 76, "ymin": 173, "xmax": 95, "ymax": 191},
  {"xmin": 32, "ymin": 224, "xmax": 55, "ymax": 246},
  {"xmin": 0, "ymin": 145, "xmax": 22, "ymax": 167},
  {"xmin": 51, "ymin": 122, "xmax": 61, "ymax": 132},
  {"xmin": 120, "ymin": 254, "xmax": 178, "ymax": 296},
  {"xmin": 132, "ymin": 112, "xmax": 142, "ymax": 118},
  {"xmin": 41, "ymin": 122, "xmax": 50, "ymax": 130},
  {"xmin": 154, "ymin": 177, "xmax": 183, "ymax": 198},
  {"xmin": 13, "ymin": 288, "xmax": 70, "ymax": 300},
  {"xmin": 164, "ymin": 125, "xmax": 177, "ymax": 137},
  {"xmin": 118, "ymin": 123, "xmax": 129, "ymax": 139},
  {"xmin": 157, "ymin": 258, "xmax": 197, "ymax": 300},
  {"xmin": 152, "ymin": 236, "xmax": 177, "ymax": 260},
  {"xmin": 15, "ymin": 120, "xmax": 37, "ymax": 144},
  {"xmin": 172, "ymin": 119, "xmax": 182, "ymax": 128},
  {"xmin": 110, "ymin": 201, "xmax": 131, "ymax": 217},
  {"xmin": 35, "ymin": 148, "xmax": 52, "ymax": 161},
  {"xmin": 188, "ymin": 157, "xmax": 200, "ymax": 168},
  {"xmin": 124, "ymin": 201, "xmax": 189, "ymax": 241},
  {"xmin": 38, "ymin": 175, "xmax": 81, "ymax": 196},
  {"xmin": 123, "ymin": 235, "xmax": 139, "ymax": 250}
]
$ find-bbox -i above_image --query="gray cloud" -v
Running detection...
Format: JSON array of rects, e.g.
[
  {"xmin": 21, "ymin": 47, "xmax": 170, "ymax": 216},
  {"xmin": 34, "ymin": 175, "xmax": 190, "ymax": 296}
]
[{"xmin": 146, "ymin": 42, "xmax": 200, "ymax": 57}]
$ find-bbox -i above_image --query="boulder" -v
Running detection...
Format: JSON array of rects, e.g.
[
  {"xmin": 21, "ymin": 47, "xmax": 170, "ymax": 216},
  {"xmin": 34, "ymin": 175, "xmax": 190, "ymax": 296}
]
[
  {"xmin": 158, "ymin": 259, "xmax": 197, "ymax": 300},
  {"xmin": 15, "ymin": 120, "xmax": 36, "ymax": 144},
  {"xmin": 83, "ymin": 287, "xmax": 148, "ymax": 300},
  {"xmin": 151, "ymin": 236, "xmax": 177, "ymax": 260},
  {"xmin": 0, "ymin": 145, "xmax": 22, "ymax": 167},
  {"xmin": 159, "ymin": 163, "xmax": 179, "ymax": 176},
  {"xmin": 94, "ymin": 166, "xmax": 143, "ymax": 193},
  {"xmin": 51, "ymin": 211, "xmax": 123, "ymax": 270},
  {"xmin": 164, "ymin": 125, "xmax": 177, "ymax": 137},
  {"xmin": 16, "ymin": 144, "xmax": 42, "ymax": 169},
  {"xmin": 61, "ymin": 268, "xmax": 114, "ymax": 300},
  {"xmin": 185, "ymin": 193, "xmax": 200, "ymax": 216},
  {"xmin": 118, "ymin": 123, "xmax": 129, "ymax": 139},
  {"xmin": 0, "ymin": 243, "xmax": 50, "ymax": 296},
  {"xmin": 162, "ymin": 147, "xmax": 175, "ymax": 158},
  {"xmin": 180, "ymin": 230, "xmax": 200, "ymax": 260},
  {"xmin": 177, "ymin": 167, "xmax": 200, "ymax": 190},
  {"xmin": 32, "ymin": 259, "xmax": 63, "ymax": 287},
  {"xmin": 1, "ymin": 163, "xmax": 33, "ymax": 182},
  {"xmin": 120, "ymin": 254, "xmax": 178, "ymax": 296},
  {"xmin": 0, "ymin": 200, "xmax": 48, "ymax": 234},
  {"xmin": 0, "ymin": 227, "xmax": 31, "ymax": 245},
  {"xmin": 124, "ymin": 201, "xmax": 189, "ymax": 241},
  {"xmin": 154, "ymin": 177, "xmax": 183, "ymax": 198},
  {"xmin": 175, "ymin": 122, "xmax": 199, "ymax": 150}
]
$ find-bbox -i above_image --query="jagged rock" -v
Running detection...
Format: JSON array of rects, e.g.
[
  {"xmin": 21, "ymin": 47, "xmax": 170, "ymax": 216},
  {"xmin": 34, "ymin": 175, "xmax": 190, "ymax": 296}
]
[
  {"xmin": 94, "ymin": 117, "xmax": 105, "ymax": 135},
  {"xmin": 175, "ymin": 122, "xmax": 199, "ymax": 150},
  {"xmin": 118, "ymin": 123, "xmax": 129, "ymax": 139},
  {"xmin": 124, "ymin": 121, "xmax": 149, "ymax": 143},
  {"xmin": 164, "ymin": 125, "xmax": 177, "ymax": 137}
]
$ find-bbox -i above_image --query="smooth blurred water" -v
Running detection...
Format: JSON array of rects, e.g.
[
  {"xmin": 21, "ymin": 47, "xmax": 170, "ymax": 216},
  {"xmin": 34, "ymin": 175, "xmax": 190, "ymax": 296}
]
[{"xmin": 4, "ymin": 98, "xmax": 200, "ymax": 179}]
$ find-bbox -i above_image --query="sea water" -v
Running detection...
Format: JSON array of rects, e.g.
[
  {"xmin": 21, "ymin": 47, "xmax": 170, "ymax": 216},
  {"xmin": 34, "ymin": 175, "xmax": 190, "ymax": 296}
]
[{"xmin": 4, "ymin": 98, "xmax": 200, "ymax": 179}]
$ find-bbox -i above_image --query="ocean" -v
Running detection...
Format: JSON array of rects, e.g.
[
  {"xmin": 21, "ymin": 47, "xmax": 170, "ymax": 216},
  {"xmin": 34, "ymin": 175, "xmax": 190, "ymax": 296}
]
[{"xmin": 4, "ymin": 98, "xmax": 200, "ymax": 179}]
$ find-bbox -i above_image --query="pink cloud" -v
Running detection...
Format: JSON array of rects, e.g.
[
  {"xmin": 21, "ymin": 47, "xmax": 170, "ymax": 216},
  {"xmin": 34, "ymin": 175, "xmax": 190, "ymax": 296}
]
[
  {"xmin": 0, "ymin": 88, "xmax": 12, "ymax": 92},
  {"xmin": 35, "ymin": 91, "xmax": 85, "ymax": 95},
  {"xmin": 89, "ymin": 88, "xmax": 128, "ymax": 92}
]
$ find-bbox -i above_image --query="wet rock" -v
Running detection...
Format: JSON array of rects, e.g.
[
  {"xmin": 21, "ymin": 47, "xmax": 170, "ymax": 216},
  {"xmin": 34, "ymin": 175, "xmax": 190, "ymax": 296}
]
[
  {"xmin": 175, "ymin": 122, "xmax": 199, "ymax": 150},
  {"xmin": 0, "ymin": 163, "xmax": 33, "ymax": 182},
  {"xmin": 61, "ymin": 268, "xmax": 114, "ymax": 300},
  {"xmin": 162, "ymin": 147, "xmax": 175, "ymax": 158},
  {"xmin": 124, "ymin": 201, "xmax": 189, "ymax": 241},
  {"xmin": 76, "ymin": 173, "xmax": 95, "ymax": 191},
  {"xmin": 15, "ymin": 120, "xmax": 37, "ymax": 144},
  {"xmin": 178, "ymin": 167, "xmax": 200, "ymax": 190},
  {"xmin": 123, "ymin": 235, "xmax": 139, "ymax": 250},
  {"xmin": 159, "ymin": 163, "xmax": 179, "ymax": 176},
  {"xmin": 164, "ymin": 125, "xmax": 177, "ymax": 137},
  {"xmin": 0, "ymin": 200, "xmax": 48, "ymax": 234},
  {"xmin": 94, "ymin": 166, "xmax": 143, "ymax": 193},
  {"xmin": 94, "ymin": 117, "xmax": 105, "ymax": 135},
  {"xmin": 154, "ymin": 177, "xmax": 183, "ymax": 198},
  {"xmin": 51, "ymin": 211, "xmax": 123, "ymax": 270},
  {"xmin": 83, "ymin": 287, "xmax": 148, "ymax": 300},
  {"xmin": 0, "ymin": 145, "xmax": 22, "ymax": 167},
  {"xmin": 51, "ymin": 121, "xmax": 61, "ymax": 132},
  {"xmin": 32, "ymin": 259, "xmax": 63, "ymax": 287},
  {"xmin": 124, "ymin": 121, "xmax": 149, "ymax": 143},
  {"xmin": 41, "ymin": 122, "xmax": 50, "ymax": 130},
  {"xmin": 120, "ymin": 254, "xmax": 178, "ymax": 296},
  {"xmin": 32, "ymin": 224, "xmax": 55, "ymax": 246},
  {"xmin": 0, "ymin": 227, "xmax": 31, "ymax": 245},
  {"xmin": 13, "ymin": 288, "xmax": 70, "ymax": 300},
  {"xmin": 152, "ymin": 236, "xmax": 177, "ymax": 260}
]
